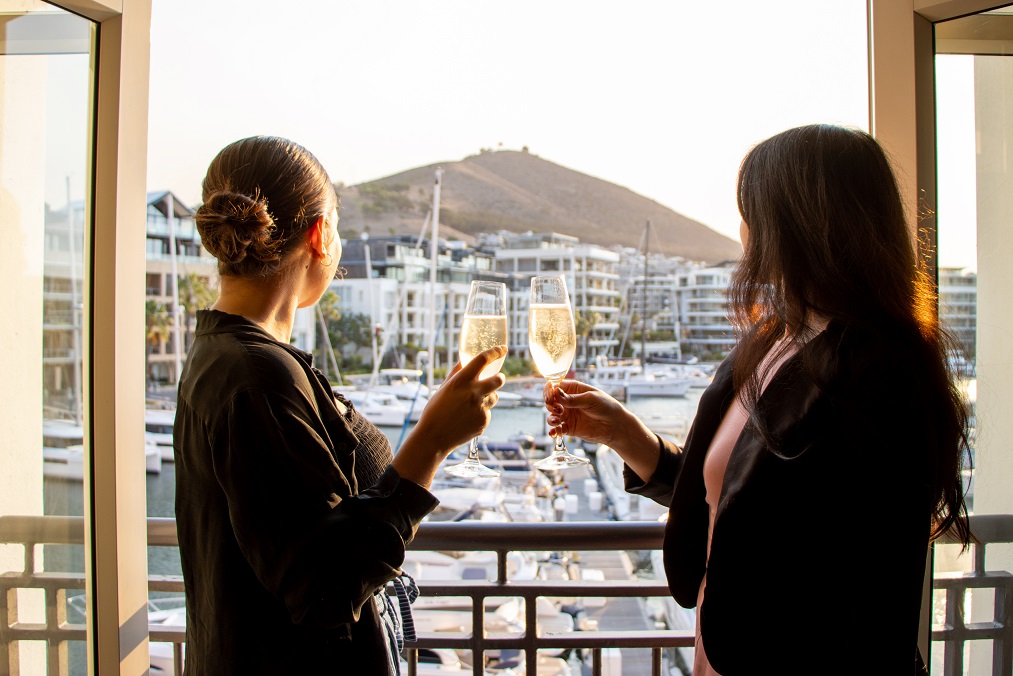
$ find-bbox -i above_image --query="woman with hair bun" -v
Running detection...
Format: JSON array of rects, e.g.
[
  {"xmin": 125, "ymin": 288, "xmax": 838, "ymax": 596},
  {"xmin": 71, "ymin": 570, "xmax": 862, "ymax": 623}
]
[
  {"xmin": 174, "ymin": 136, "xmax": 506, "ymax": 674},
  {"xmin": 546, "ymin": 125, "xmax": 970, "ymax": 674}
]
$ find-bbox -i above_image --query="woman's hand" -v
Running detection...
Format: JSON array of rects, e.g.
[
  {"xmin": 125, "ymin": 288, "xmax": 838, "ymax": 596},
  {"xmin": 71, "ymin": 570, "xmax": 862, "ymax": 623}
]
[
  {"xmin": 544, "ymin": 380, "xmax": 627, "ymax": 448},
  {"xmin": 394, "ymin": 346, "xmax": 506, "ymax": 488},
  {"xmin": 546, "ymin": 379, "xmax": 663, "ymax": 483}
]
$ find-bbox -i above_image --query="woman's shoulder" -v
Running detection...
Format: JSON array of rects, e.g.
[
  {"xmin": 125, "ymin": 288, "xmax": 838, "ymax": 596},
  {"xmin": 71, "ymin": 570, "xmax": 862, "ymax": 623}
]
[
  {"xmin": 819, "ymin": 319, "xmax": 929, "ymax": 375},
  {"xmin": 184, "ymin": 328, "xmax": 315, "ymax": 414}
]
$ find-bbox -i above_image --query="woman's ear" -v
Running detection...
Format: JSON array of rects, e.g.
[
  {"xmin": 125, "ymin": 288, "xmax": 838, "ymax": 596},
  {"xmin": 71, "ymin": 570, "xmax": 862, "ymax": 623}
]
[{"xmin": 305, "ymin": 215, "xmax": 326, "ymax": 258}]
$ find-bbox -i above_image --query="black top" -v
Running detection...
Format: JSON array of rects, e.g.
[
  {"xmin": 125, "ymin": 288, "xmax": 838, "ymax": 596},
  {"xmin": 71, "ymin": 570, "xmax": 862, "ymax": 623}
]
[
  {"xmin": 626, "ymin": 321, "xmax": 939, "ymax": 674},
  {"xmin": 174, "ymin": 309, "xmax": 438, "ymax": 675}
]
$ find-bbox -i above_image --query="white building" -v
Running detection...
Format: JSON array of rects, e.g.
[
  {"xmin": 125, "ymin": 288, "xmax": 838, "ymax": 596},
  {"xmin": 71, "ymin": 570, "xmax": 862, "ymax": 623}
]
[
  {"xmin": 494, "ymin": 231, "xmax": 622, "ymax": 363},
  {"xmin": 938, "ymin": 266, "xmax": 977, "ymax": 363},
  {"xmin": 677, "ymin": 263, "xmax": 737, "ymax": 358}
]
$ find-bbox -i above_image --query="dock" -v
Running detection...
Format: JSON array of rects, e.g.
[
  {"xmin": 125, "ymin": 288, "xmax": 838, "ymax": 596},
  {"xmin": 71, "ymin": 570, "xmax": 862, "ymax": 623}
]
[{"xmin": 550, "ymin": 460, "xmax": 672, "ymax": 676}]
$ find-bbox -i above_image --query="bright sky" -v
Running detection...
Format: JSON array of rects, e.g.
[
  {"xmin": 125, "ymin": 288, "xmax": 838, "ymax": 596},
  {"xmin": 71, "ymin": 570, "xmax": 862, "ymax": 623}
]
[{"xmin": 144, "ymin": 0, "xmax": 976, "ymax": 268}]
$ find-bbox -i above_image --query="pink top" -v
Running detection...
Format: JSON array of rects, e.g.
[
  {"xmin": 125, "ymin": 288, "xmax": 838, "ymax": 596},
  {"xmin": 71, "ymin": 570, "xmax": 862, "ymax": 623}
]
[{"xmin": 692, "ymin": 335, "xmax": 803, "ymax": 675}]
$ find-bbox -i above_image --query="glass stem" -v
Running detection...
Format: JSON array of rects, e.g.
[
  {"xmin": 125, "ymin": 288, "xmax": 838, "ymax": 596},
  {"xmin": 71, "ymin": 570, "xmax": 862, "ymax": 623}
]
[{"xmin": 467, "ymin": 437, "xmax": 480, "ymax": 461}]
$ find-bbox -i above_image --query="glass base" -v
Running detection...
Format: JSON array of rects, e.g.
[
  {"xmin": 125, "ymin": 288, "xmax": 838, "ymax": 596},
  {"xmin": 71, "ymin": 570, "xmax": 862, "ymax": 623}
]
[
  {"xmin": 443, "ymin": 458, "xmax": 502, "ymax": 478},
  {"xmin": 533, "ymin": 451, "xmax": 590, "ymax": 471}
]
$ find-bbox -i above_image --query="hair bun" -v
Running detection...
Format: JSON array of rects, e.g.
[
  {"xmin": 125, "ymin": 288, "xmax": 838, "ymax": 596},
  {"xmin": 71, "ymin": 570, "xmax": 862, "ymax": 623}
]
[{"xmin": 195, "ymin": 190, "xmax": 282, "ymax": 266}]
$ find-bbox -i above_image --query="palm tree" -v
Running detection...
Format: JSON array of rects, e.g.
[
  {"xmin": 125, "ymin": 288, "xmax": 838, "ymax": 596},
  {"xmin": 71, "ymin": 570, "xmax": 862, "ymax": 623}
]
[
  {"xmin": 575, "ymin": 309, "xmax": 601, "ymax": 367},
  {"xmin": 145, "ymin": 300, "xmax": 174, "ymax": 389},
  {"xmin": 177, "ymin": 272, "xmax": 218, "ymax": 352}
]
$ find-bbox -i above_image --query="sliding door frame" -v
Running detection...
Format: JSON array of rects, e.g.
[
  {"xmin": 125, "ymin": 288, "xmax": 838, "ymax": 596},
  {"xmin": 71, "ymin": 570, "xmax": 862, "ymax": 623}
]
[{"xmin": 43, "ymin": 0, "xmax": 152, "ymax": 672}]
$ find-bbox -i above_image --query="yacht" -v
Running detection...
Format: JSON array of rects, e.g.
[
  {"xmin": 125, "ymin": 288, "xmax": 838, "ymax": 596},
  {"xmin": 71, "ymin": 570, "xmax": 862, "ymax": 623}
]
[
  {"xmin": 369, "ymin": 368, "xmax": 431, "ymax": 422},
  {"xmin": 145, "ymin": 408, "xmax": 176, "ymax": 462},
  {"xmin": 333, "ymin": 387, "xmax": 409, "ymax": 427},
  {"xmin": 43, "ymin": 419, "xmax": 161, "ymax": 479},
  {"xmin": 585, "ymin": 356, "xmax": 691, "ymax": 399}
]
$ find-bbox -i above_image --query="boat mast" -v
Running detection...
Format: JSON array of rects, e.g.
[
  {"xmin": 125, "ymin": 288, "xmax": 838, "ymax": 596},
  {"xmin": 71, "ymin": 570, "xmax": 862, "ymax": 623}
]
[
  {"xmin": 641, "ymin": 219, "xmax": 649, "ymax": 366},
  {"xmin": 364, "ymin": 233, "xmax": 380, "ymax": 388},
  {"xmin": 166, "ymin": 193, "xmax": 183, "ymax": 387},
  {"xmin": 66, "ymin": 178, "xmax": 82, "ymax": 425},
  {"xmin": 427, "ymin": 168, "xmax": 443, "ymax": 388}
]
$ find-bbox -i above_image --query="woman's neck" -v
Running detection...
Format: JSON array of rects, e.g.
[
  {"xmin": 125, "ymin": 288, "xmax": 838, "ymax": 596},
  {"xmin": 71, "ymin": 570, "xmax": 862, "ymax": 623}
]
[{"xmin": 212, "ymin": 275, "xmax": 303, "ymax": 343}]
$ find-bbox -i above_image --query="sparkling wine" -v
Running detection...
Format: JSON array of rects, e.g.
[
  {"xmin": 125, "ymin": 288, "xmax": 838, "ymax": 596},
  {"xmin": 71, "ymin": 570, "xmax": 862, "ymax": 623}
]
[
  {"xmin": 459, "ymin": 314, "xmax": 507, "ymax": 379},
  {"xmin": 528, "ymin": 303, "xmax": 576, "ymax": 382}
]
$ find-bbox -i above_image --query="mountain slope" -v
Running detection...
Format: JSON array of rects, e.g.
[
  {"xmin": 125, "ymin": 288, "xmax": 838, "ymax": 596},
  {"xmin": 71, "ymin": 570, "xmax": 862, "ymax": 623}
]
[{"xmin": 336, "ymin": 149, "xmax": 742, "ymax": 263}]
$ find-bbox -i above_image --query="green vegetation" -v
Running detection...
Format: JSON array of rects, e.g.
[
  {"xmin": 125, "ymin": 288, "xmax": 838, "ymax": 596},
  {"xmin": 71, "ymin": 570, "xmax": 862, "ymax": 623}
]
[
  {"xmin": 145, "ymin": 300, "xmax": 173, "ymax": 387},
  {"xmin": 359, "ymin": 182, "xmax": 416, "ymax": 216},
  {"xmin": 438, "ymin": 208, "xmax": 529, "ymax": 235},
  {"xmin": 314, "ymin": 291, "xmax": 376, "ymax": 382},
  {"xmin": 502, "ymin": 356, "xmax": 534, "ymax": 377}
]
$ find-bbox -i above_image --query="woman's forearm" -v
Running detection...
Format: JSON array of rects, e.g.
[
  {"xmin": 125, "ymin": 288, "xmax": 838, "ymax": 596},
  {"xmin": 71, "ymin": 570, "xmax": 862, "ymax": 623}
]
[{"xmin": 607, "ymin": 411, "xmax": 664, "ymax": 483}]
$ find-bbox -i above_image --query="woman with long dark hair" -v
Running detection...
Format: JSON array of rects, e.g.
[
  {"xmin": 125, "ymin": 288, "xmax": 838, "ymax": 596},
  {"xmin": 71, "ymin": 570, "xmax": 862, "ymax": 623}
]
[
  {"xmin": 174, "ymin": 136, "xmax": 506, "ymax": 674},
  {"xmin": 547, "ymin": 124, "xmax": 970, "ymax": 674}
]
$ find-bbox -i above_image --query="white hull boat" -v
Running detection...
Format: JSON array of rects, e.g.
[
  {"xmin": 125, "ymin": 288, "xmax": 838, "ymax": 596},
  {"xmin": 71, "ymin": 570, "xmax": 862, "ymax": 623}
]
[
  {"xmin": 145, "ymin": 408, "xmax": 176, "ymax": 462},
  {"xmin": 333, "ymin": 387, "xmax": 408, "ymax": 427},
  {"xmin": 624, "ymin": 372, "xmax": 691, "ymax": 398},
  {"xmin": 593, "ymin": 446, "xmax": 667, "ymax": 522},
  {"xmin": 586, "ymin": 357, "xmax": 692, "ymax": 399},
  {"xmin": 43, "ymin": 419, "xmax": 161, "ymax": 479}
]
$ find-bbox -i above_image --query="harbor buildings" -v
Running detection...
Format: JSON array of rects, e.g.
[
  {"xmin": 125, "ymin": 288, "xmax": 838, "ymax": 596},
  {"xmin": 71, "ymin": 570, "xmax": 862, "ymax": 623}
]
[
  {"xmin": 938, "ymin": 266, "xmax": 977, "ymax": 364},
  {"xmin": 676, "ymin": 262, "xmax": 738, "ymax": 359},
  {"xmin": 331, "ymin": 231, "xmax": 624, "ymax": 370}
]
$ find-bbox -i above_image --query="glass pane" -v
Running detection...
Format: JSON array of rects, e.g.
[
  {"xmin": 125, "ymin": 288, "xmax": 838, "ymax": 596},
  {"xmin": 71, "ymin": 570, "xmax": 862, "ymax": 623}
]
[
  {"xmin": 933, "ymin": 8, "xmax": 1012, "ymax": 673},
  {"xmin": 0, "ymin": 2, "xmax": 95, "ymax": 673}
]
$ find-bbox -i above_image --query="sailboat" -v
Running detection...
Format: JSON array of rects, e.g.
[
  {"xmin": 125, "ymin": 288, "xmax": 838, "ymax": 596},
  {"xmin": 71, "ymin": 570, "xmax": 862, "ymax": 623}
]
[{"xmin": 587, "ymin": 220, "xmax": 692, "ymax": 400}]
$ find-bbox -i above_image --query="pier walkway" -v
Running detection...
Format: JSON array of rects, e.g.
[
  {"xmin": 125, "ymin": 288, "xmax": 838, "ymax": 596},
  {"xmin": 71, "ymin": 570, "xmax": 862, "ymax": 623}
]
[{"xmin": 552, "ymin": 460, "xmax": 672, "ymax": 676}]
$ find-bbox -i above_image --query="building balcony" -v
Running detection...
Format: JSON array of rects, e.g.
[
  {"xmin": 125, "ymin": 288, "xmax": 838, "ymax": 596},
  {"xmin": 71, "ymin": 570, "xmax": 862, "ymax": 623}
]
[
  {"xmin": 1, "ymin": 514, "xmax": 1010, "ymax": 676},
  {"xmin": 145, "ymin": 253, "xmax": 215, "ymax": 266}
]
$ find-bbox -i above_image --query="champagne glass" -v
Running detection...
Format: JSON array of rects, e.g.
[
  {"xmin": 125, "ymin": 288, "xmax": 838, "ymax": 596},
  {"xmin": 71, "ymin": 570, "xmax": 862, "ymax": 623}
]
[
  {"xmin": 528, "ymin": 275, "xmax": 589, "ymax": 470},
  {"xmin": 443, "ymin": 280, "xmax": 508, "ymax": 478}
]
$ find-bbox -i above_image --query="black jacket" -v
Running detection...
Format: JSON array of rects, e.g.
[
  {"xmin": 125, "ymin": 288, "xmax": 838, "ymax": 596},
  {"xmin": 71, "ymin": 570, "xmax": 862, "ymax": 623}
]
[
  {"xmin": 626, "ymin": 321, "xmax": 939, "ymax": 674},
  {"xmin": 175, "ymin": 310, "xmax": 438, "ymax": 674}
]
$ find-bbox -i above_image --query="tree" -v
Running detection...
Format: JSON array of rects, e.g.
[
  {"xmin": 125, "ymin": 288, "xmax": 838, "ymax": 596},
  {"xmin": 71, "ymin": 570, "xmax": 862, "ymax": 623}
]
[
  {"xmin": 145, "ymin": 300, "xmax": 173, "ymax": 388},
  {"xmin": 177, "ymin": 272, "xmax": 218, "ymax": 351},
  {"xmin": 575, "ymin": 309, "xmax": 602, "ymax": 367},
  {"xmin": 315, "ymin": 291, "xmax": 374, "ymax": 378}
]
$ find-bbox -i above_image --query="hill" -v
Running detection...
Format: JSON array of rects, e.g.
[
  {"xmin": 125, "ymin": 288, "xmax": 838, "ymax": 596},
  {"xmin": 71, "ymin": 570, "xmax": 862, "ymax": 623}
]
[{"xmin": 335, "ymin": 149, "xmax": 742, "ymax": 264}]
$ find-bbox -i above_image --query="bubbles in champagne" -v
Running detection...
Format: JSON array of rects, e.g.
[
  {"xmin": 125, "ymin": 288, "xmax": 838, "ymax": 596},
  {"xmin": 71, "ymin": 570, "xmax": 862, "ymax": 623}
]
[
  {"xmin": 459, "ymin": 314, "xmax": 507, "ymax": 379},
  {"xmin": 528, "ymin": 303, "xmax": 576, "ymax": 382}
]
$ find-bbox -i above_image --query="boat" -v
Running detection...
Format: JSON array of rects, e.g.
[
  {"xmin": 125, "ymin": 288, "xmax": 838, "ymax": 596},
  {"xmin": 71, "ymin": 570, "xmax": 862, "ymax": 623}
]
[
  {"xmin": 585, "ymin": 356, "xmax": 691, "ymax": 399},
  {"xmin": 355, "ymin": 368, "xmax": 432, "ymax": 422},
  {"xmin": 592, "ymin": 445, "xmax": 667, "ymax": 521},
  {"xmin": 333, "ymin": 387, "xmax": 408, "ymax": 427},
  {"xmin": 500, "ymin": 377, "xmax": 549, "ymax": 406},
  {"xmin": 41, "ymin": 420, "xmax": 87, "ymax": 481},
  {"xmin": 145, "ymin": 408, "xmax": 176, "ymax": 462},
  {"xmin": 493, "ymin": 390, "xmax": 523, "ymax": 408},
  {"xmin": 646, "ymin": 362, "xmax": 713, "ymax": 389},
  {"xmin": 649, "ymin": 549, "xmax": 697, "ymax": 671},
  {"xmin": 43, "ymin": 419, "xmax": 162, "ymax": 479}
]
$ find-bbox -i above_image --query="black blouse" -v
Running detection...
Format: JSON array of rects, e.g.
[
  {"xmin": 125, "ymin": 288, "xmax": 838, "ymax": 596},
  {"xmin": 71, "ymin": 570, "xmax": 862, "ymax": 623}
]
[
  {"xmin": 625, "ymin": 321, "xmax": 938, "ymax": 674},
  {"xmin": 174, "ymin": 309, "xmax": 438, "ymax": 674}
]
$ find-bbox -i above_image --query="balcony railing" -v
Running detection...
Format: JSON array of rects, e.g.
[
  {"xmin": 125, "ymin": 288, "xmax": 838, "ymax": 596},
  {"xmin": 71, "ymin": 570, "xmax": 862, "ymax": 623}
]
[{"xmin": 1, "ymin": 515, "xmax": 1011, "ymax": 676}]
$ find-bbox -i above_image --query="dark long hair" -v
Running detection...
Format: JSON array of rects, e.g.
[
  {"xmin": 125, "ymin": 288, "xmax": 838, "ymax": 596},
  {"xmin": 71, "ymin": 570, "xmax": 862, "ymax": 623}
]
[
  {"xmin": 731, "ymin": 124, "xmax": 970, "ymax": 545},
  {"xmin": 195, "ymin": 136, "xmax": 337, "ymax": 278}
]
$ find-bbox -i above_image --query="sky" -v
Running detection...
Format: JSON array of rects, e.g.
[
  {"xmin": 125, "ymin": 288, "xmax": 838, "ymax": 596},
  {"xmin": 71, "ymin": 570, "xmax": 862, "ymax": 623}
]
[{"xmin": 142, "ymin": 0, "xmax": 977, "ymax": 268}]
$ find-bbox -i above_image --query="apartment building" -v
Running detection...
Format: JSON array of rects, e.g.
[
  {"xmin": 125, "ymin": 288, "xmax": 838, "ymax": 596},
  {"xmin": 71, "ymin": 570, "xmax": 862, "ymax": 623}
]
[
  {"xmin": 677, "ymin": 262, "xmax": 737, "ymax": 358},
  {"xmin": 939, "ymin": 266, "xmax": 977, "ymax": 364},
  {"xmin": 493, "ymin": 231, "xmax": 622, "ymax": 363},
  {"xmin": 618, "ymin": 250, "xmax": 694, "ymax": 335},
  {"xmin": 142, "ymin": 192, "xmax": 217, "ymax": 387}
]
